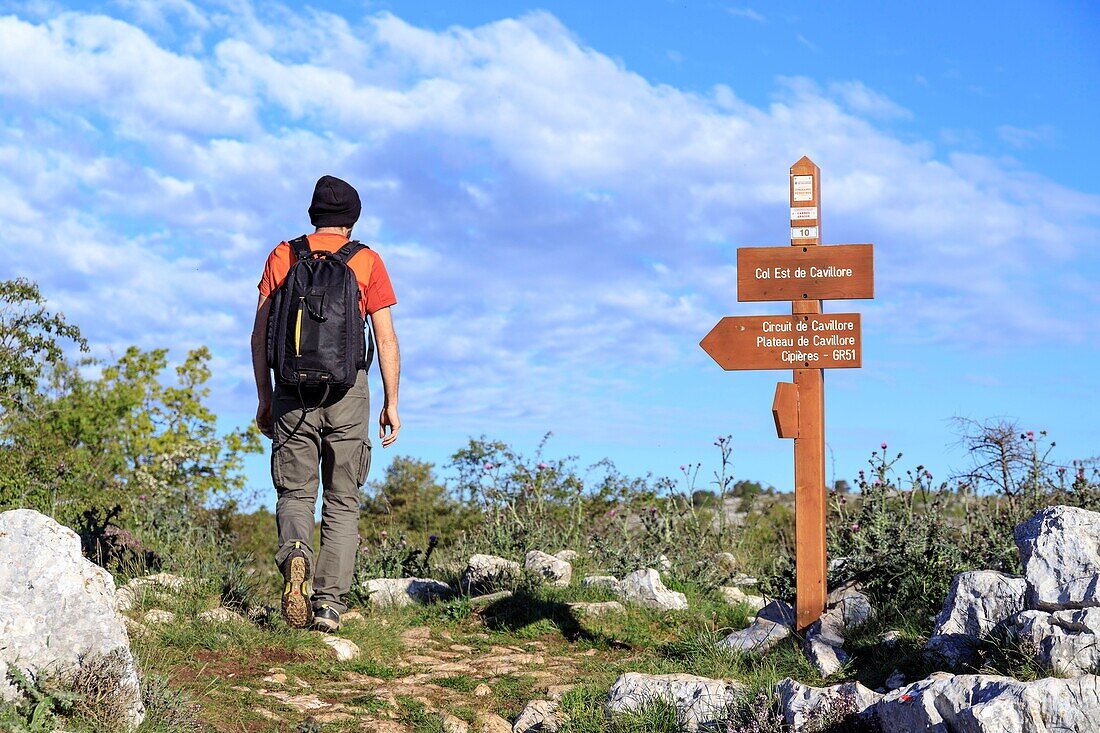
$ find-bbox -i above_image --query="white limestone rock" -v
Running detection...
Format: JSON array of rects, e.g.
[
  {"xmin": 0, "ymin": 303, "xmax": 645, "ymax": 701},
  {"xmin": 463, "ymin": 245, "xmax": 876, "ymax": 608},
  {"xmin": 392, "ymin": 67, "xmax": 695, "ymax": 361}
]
[
  {"xmin": 1016, "ymin": 608, "xmax": 1100, "ymax": 676},
  {"xmin": 757, "ymin": 598, "xmax": 796, "ymax": 627},
  {"xmin": 713, "ymin": 552, "xmax": 738, "ymax": 575},
  {"xmin": 804, "ymin": 636, "xmax": 849, "ymax": 677},
  {"xmin": 460, "ymin": 554, "xmax": 521, "ymax": 593},
  {"xmin": 513, "ymin": 699, "xmax": 564, "ymax": 733},
  {"xmin": 774, "ymin": 678, "xmax": 881, "ymax": 730},
  {"xmin": 554, "ymin": 550, "xmax": 580, "ymax": 562},
  {"xmin": 582, "ymin": 575, "xmax": 621, "ymax": 594},
  {"xmin": 925, "ymin": 570, "xmax": 1026, "ymax": 664},
  {"xmin": 115, "ymin": 572, "xmax": 189, "ymax": 612},
  {"xmin": 142, "ymin": 609, "xmax": 175, "ymax": 625},
  {"xmin": 722, "ymin": 598, "xmax": 794, "ymax": 656},
  {"xmin": 469, "ymin": 590, "xmax": 512, "ymax": 607},
  {"xmin": 719, "ymin": 586, "xmax": 766, "ymax": 613},
  {"xmin": 362, "ymin": 577, "xmax": 454, "ymax": 607},
  {"xmin": 524, "ymin": 551, "xmax": 572, "ymax": 588},
  {"xmin": 617, "ymin": 569, "xmax": 688, "ymax": 611},
  {"xmin": 828, "ymin": 584, "xmax": 873, "ymax": 629},
  {"xmin": 197, "ymin": 607, "xmax": 246, "ymax": 624},
  {"xmin": 873, "ymin": 673, "xmax": 1100, "ymax": 732},
  {"xmin": 318, "ymin": 635, "xmax": 360, "ymax": 661},
  {"xmin": 801, "ymin": 587, "xmax": 871, "ymax": 676},
  {"xmin": 566, "ymin": 601, "xmax": 625, "ymax": 617},
  {"xmin": 720, "ymin": 619, "xmax": 789, "ymax": 655},
  {"xmin": 1015, "ymin": 505, "xmax": 1100, "ymax": 611},
  {"xmin": 0, "ymin": 509, "xmax": 144, "ymax": 730},
  {"xmin": 605, "ymin": 672, "xmax": 745, "ymax": 733}
]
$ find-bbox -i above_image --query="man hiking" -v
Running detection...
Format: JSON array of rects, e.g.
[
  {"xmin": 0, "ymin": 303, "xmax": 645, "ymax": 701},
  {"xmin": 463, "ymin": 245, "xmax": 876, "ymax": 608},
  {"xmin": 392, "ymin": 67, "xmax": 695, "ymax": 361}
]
[{"xmin": 251, "ymin": 175, "xmax": 401, "ymax": 632}]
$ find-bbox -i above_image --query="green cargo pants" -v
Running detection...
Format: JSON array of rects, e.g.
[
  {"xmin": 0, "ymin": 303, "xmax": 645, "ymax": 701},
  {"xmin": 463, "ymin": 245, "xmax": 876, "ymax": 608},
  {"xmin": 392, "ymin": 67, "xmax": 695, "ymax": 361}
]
[{"xmin": 272, "ymin": 370, "xmax": 371, "ymax": 614}]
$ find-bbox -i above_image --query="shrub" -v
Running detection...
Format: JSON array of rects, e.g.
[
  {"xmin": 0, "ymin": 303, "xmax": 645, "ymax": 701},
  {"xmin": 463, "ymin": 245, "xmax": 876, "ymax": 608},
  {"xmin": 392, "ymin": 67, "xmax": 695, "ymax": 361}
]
[{"xmin": 828, "ymin": 447, "xmax": 964, "ymax": 620}]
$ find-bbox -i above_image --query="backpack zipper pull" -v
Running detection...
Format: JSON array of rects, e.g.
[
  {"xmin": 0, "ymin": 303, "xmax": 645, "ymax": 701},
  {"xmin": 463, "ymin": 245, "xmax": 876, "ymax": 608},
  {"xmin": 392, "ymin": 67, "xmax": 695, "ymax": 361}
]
[{"xmin": 295, "ymin": 296, "xmax": 304, "ymax": 356}]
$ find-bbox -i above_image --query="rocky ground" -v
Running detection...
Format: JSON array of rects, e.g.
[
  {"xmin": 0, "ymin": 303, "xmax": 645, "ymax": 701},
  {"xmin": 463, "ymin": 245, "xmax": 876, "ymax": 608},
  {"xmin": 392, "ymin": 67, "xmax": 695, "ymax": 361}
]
[{"xmin": 7, "ymin": 504, "xmax": 1100, "ymax": 732}]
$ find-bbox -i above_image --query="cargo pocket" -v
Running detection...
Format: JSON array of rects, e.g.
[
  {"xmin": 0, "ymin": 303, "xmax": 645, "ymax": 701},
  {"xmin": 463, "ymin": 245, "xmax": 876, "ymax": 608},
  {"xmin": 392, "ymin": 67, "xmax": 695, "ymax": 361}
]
[
  {"xmin": 356, "ymin": 439, "xmax": 372, "ymax": 486},
  {"xmin": 271, "ymin": 443, "xmax": 285, "ymax": 490}
]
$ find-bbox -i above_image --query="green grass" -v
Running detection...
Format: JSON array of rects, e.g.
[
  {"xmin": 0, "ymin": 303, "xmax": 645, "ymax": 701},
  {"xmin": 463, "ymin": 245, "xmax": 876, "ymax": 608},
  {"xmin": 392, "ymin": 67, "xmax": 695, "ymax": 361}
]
[{"xmin": 431, "ymin": 675, "xmax": 480, "ymax": 693}]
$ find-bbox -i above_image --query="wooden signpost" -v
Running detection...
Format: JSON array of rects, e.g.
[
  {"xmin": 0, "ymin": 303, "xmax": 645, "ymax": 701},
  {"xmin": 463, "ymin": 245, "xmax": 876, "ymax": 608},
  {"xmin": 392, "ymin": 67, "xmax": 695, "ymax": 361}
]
[{"xmin": 700, "ymin": 157, "xmax": 875, "ymax": 630}]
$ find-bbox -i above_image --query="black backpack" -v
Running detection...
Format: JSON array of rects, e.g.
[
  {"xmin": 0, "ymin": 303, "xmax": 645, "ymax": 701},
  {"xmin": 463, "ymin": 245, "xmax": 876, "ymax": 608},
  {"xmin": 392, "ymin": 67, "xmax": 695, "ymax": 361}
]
[{"xmin": 266, "ymin": 236, "xmax": 373, "ymax": 390}]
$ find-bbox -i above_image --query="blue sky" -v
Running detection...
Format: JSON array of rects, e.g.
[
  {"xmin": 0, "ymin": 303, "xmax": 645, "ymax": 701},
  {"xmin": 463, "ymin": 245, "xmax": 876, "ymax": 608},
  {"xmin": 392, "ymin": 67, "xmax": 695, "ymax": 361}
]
[{"xmin": 0, "ymin": 0, "xmax": 1097, "ymax": 502}]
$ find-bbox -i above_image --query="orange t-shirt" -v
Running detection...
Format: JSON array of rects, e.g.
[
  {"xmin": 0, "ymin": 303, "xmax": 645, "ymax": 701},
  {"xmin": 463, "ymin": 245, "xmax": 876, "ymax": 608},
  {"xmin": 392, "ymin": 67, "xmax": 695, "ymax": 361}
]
[{"xmin": 257, "ymin": 232, "xmax": 397, "ymax": 317}]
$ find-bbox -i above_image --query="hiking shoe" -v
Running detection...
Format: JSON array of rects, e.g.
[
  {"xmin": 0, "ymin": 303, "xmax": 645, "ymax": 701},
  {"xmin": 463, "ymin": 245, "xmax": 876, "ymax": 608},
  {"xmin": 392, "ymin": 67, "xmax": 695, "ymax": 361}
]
[
  {"xmin": 312, "ymin": 603, "xmax": 341, "ymax": 633},
  {"xmin": 281, "ymin": 541, "xmax": 313, "ymax": 629}
]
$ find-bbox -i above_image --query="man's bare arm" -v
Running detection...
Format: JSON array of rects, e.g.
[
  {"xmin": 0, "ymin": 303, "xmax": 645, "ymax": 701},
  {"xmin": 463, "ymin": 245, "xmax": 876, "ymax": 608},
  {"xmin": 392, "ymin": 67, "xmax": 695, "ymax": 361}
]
[
  {"xmin": 370, "ymin": 306, "xmax": 401, "ymax": 447},
  {"xmin": 251, "ymin": 294, "xmax": 274, "ymax": 438}
]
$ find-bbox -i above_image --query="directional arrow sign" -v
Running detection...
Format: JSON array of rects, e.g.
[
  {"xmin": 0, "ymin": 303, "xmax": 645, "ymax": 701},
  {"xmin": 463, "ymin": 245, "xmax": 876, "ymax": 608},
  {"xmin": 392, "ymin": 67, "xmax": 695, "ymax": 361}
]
[
  {"xmin": 737, "ymin": 244, "xmax": 874, "ymax": 302},
  {"xmin": 700, "ymin": 314, "xmax": 861, "ymax": 370}
]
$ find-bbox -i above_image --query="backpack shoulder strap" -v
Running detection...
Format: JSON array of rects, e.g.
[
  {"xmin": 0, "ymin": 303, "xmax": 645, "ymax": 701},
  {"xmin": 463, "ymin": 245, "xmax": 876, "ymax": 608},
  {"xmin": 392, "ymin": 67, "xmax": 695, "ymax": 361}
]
[
  {"xmin": 332, "ymin": 240, "xmax": 369, "ymax": 264},
  {"xmin": 288, "ymin": 235, "xmax": 311, "ymax": 263}
]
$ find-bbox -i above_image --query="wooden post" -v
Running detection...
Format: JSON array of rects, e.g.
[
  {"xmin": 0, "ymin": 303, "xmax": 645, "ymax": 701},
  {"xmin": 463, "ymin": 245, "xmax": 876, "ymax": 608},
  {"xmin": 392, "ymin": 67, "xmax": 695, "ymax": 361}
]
[
  {"xmin": 790, "ymin": 156, "xmax": 826, "ymax": 630},
  {"xmin": 699, "ymin": 156, "xmax": 873, "ymax": 632}
]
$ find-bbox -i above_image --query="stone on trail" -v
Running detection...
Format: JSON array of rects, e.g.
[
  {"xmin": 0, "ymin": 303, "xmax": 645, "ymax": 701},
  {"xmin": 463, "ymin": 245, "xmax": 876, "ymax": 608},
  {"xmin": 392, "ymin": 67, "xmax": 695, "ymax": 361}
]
[
  {"xmin": 727, "ymin": 573, "xmax": 758, "ymax": 587},
  {"xmin": 721, "ymin": 598, "xmax": 794, "ymax": 655},
  {"xmin": 512, "ymin": 699, "xmax": 564, "ymax": 733},
  {"xmin": 197, "ymin": 607, "xmax": 246, "ymax": 623},
  {"xmin": 617, "ymin": 569, "xmax": 688, "ymax": 611},
  {"xmin": 524, "ymin": 551, "xmax": 572, "ymax": 588},
  {"xmin": 801, "ymin": 586, "xmax": 872, "ymax": 676},
  {"xmin": 318, "ymin": 635, "xmax": 360, "ymax": 661},
  {"xmin": 1016, "ymin": 608, "xmax": 1100, "ymax": 676},
  {"xmin": 143, "ymin": 609, "xmax": 176, "ymax": 625},
  {"xmin": 480, "ymin": 713, "xmax": 511, "ymax": 733},
  {"xmin": 720, "ymin": 619, "xmax": 789, "ymax": 655},
  {"xmin": 362, "ymin": 577, "xmax": 454, "ymax": 607},
  {"xmin": 565, "ymin": 601, "xmax": 624, "ymax": 617},
  {"xmin": 828, "ymin": 584, "xmax": 873, "ymax": 629},
  {"xmin": 774, "ymin": 678, "xmax": 881, "ymax": 730},
  {"xmin": 442, "ymin": 712, "xmax": 469, "ymax": 733},
  {"xmin": 0, "ymin": 509, "xmax": 144, "ymax": 730},
  {"xmin": 581, "ymin": 575, "xmax": 621, "ymax": 593},
  {"xmin": 460, "ymin": 554, "xmax": 522, "ymax": 593},
  {"xmin": 874, "ymin": 672, "xmax": 1100, "ymax": 732},
  {"xmin": 757, "ymin": 598, "xmax": 796, "ymax": 627},
  {"xmin": 1015, "ymin": 505, "xmax": 1100, "ymax": 611},
  {"xmin": 116, "ymin": 572, "xmax": 189, "ymax": 611},
  {"xmin": 713, "ymin": 551, "xmax": 738, "ymax": 575},
  {"xmin": 605, "ymin": 672, "xmax": 745, "ymax": 733},
  {"xmin": 803, "ymin": 636, "xmax": 849, "ymax": 677},
  {"xmin": 719, "ymin": 586, "xmax": 766, "ymax": 612},
  {"xmin": 469, "ymin": 590, "xmax": 513, "ymax": 607},
  {"xmin": 925, "ymin": 570, "xmax": 1026, "ymax": 665}
]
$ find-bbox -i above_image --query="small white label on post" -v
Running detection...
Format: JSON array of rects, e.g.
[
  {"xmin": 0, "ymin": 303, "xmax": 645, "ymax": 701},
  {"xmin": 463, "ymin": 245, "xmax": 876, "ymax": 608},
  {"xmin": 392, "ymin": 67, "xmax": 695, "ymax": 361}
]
[
  {"xmin": 792, "ymin": 175, "xmax": 814, "ymax": 201},
  {"xmin": 791, "ymin": 226, "xmax": 819, "ymax": 239},
  {"xmin": 790, "ymin": 206, "xmax": 817, "ymax": 221}
]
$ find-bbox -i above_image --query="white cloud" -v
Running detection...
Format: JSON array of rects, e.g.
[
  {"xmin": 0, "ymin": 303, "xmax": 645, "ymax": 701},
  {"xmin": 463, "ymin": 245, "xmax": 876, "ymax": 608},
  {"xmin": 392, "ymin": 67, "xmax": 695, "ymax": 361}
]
[
  {"xmin": 0, "ymin": 2, "xmax": 1096, "ymax": 435},
  {"xmin": 727, "ymin": 7, "xmax": 766, "ymax": 23},
  {"xmin": 828, "ymin": 81, "xmax": 912, "ymax": 120},
  {"xmin": 997, "ymin": 124, "xmax": 1056, "ymax": 149}
]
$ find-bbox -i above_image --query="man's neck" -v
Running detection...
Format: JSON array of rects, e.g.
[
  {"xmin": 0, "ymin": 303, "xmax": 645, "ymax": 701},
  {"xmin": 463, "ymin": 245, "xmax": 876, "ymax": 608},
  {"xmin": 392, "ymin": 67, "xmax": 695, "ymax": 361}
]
[{"xmin": 315, "ymin": 226, "xmax": 352, "ymax": 237}]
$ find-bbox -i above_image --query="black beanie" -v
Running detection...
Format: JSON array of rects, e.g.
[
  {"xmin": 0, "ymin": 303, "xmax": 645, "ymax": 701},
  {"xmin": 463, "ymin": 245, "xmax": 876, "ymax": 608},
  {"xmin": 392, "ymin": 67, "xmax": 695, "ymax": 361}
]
[{"xmin": 308, "ymin": 175, "xmax": 361, "ymax": 228}]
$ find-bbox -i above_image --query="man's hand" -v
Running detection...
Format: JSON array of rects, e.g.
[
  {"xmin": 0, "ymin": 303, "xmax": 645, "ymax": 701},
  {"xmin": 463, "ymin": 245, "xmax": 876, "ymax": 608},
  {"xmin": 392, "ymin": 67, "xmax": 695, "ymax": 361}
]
[
  {"xmin": 379, "ymin": 404, "xmax": 401, "ymax": 447},
  {"xmin": 256, "ymin": 397, "xmax": 274, "ymax": 439}
]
